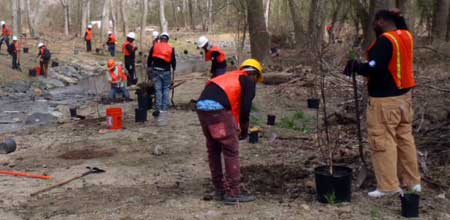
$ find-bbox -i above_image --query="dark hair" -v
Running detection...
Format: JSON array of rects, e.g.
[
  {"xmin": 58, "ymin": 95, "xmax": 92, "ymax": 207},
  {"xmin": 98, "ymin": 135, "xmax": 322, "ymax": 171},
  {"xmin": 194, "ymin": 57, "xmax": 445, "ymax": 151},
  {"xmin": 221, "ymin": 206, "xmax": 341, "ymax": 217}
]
[{"xmin": 374, "ymin": 9, "xmax": 409, "ymax": 30}]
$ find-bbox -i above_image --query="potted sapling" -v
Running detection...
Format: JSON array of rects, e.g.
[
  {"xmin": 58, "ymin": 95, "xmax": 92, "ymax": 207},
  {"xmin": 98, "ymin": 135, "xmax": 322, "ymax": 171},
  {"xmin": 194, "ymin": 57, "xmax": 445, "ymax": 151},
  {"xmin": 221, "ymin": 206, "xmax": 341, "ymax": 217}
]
[
  {"xmin": 400, "ymin": 190, "xmax": 420, "ymax": 218},
  {"xmin": 313, "ymin": 51, "xmax": 352, "ymax": 204}
]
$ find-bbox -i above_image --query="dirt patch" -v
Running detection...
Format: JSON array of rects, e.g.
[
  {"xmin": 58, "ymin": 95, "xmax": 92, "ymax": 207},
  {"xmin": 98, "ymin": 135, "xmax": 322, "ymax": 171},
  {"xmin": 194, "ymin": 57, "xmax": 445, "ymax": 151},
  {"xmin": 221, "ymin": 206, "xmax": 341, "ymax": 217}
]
[
  {"xmin": 58, "ymin": 148, "xmax": 117, "ymax": 160},
  {"xmin": 241, "ymin": 164, "xmax": 313, "ymax": 201}
]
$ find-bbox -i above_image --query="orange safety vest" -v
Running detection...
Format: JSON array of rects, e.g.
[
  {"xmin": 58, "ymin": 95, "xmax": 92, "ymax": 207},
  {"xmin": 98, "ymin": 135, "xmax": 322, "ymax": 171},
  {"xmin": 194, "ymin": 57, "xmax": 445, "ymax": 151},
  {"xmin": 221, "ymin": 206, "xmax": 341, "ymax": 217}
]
[
  {"xmin": 108, "ymin": 34, "xmax": 116, "ymax": 44},
  {"xmin": 152, "ymin": 42, "xmax": 173, "ymax": 63},
  {"xmin": 122, "ymin": 40, "xmax": 135, "ymax": 57},
  {"xmin": 85, "ymin": 29, "xmax": 93, "ymax": 41},
  {"xmin": 205, "ymin": 45, "xmax": 226, "ymax": 63},
  {"xmin": 13, "ymin": 42, "xmax": 19, "ymax": 54},
  {"xmin": 208, "ymin": 70, "xmax": 249, "ymax": 125},
  {"xmin": 367, "ymin": 30, "xmax": 416, "ymax": 89},
  {"xmin": 2, "ymin": 26, "xmax": 10, "ymax": 36},
  {"xmin": 109, "ymin": 65, "xmax": 127, "ymax": 83}
]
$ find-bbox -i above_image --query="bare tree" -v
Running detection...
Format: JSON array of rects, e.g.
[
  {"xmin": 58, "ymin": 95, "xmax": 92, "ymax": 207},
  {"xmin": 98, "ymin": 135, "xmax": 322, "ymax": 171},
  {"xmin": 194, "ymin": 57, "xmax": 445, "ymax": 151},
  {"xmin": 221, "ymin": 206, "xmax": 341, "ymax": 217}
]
[
  {"xmin": 59, "ymin": 0, "xmax": 70, "ymax": 36},
  {"xmin": 264, "ymin": 0, "xmax": 271, "ymax": 31},
  {"xmin": 432, "ymin": 0, "xmax": 450, "ymax": 42},
  {"xmin": 81, "ymin": 0, "xmax": 90, "ymax": 36},
  {"xmin": 140, "ymin": 0, "xmax": 148, "ymax": 54},
  {"xmin": 110, "ymin": 0, "xmax": 118, "ymax": 34},
  {"xmin": 188, "ymin": 0, "xmax": 195, "ymax": 30},
  {"xmin": 308, "ymin": 0, "xmax": 326, "ymax": 51},
  {"xmin": 12, "ymin": 0, "xmax": 19, "ymax": 36},
  {"xmin": 397, "ymin": 0, "xmax": 416, "ymax": 33},
  {"xmin": 100, "ymin": 0, "xmax": 111, "ymax": 44},
  {"xmin": 246, "ymin": 0, "xmax": 271, "ymax": 63},
  {"xmin": 160, "ymin": 0, "xmax": 168, "ymax": 32},
  {"xmin": 288, "ymin": 0, "xmax": 305, "ymax": 48},
  {"xmin": 25, "ymin": 0, "xmax": 37, "ymax": 36},
  {"xmin": 120, "ymin": 0, "xmax": 129, "ymax": 37}
]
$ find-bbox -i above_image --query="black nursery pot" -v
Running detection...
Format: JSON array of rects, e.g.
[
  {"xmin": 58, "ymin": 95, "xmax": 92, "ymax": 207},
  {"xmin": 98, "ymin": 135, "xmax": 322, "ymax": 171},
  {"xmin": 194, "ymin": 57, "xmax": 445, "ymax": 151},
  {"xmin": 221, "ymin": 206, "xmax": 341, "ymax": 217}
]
[
  {"xmin": 267, "ymin": 114, "xmax": 276, "ymax": 125},
  {"xmin": 314, "ymin": 165, "xmax": 352, "ymax": 203},
  {"xmin": 138, "ymin": 51, "xmax": 143, "ymax": 56},
  {"xmin": 307, "ymin": 98, "xmax": 320, "ymax": 109},
  {"xmin": 0, "ymin": 139, "xmax": 16, "ymax": 154},
  {"xmin": 29, "ymin": 69, "xmax": 36, "ymax": 77},
  {"xmin": 95, "ymin": 48, "xmax": 101, "ymax": 54},
  {"xmin": 23, "ymin": 47, "xmax": 29, "ymax": 53},
  {"xmin": 249, "ymin": 131, "xmax": 259, "ymax": 144},
  {"xmin": 69, "ymin": 107, "xmax": 77, "ymax": 117},
  {"xmin": 135, "ymin": 108, "xmax": 147, "ymax": 122},
  {"xmin": 400, "ymin": 193, "xmax": 420, "ymax": 218},
  {"xmin": 51, "ymin": 61, "xmax": 59, "ymax": 67}
]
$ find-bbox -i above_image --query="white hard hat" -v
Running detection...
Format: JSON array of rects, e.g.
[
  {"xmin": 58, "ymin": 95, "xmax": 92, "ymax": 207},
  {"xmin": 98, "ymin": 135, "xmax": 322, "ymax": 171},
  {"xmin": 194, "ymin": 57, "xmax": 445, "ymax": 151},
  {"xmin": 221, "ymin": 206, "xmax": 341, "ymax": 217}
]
[
  {"xmin": 38, "ymin": 42, "xmax": 44, "ymax": 48},
  {"xmin": 12, "ymin": 36, "xmax": 17, "ymax": 41},
  {"xmin": 127, "ymin": 32, "xmax": 136, "ymax": 39},
  {"xmin": 152, "ymin": 31, "xmax": 159, "ymax": 40},
  {"xmin": 160, "ymin": 32, "xmax": 170, "ymax": 39},
  {"xmin": 0, "ymin": 21, "xmax": 5, "ymax": 25},
  {"xmin": 87, "ymin": 24, "xmax": 92, "ymax": 29},
  {"xmin": 107, "ymin": 31, "xmax": 112, "ymax": 35},
  {"xmin": 197, "ymin": 36, "xmax": 209, "ymax": 48}
]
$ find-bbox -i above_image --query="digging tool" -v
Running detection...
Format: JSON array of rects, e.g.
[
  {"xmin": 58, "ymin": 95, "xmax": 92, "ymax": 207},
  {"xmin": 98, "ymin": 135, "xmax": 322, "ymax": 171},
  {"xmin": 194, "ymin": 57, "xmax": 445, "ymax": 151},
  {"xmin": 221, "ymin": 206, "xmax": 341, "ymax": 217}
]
[
  {"xmin": 30, "ymin": 166, "xmax": 105, "ymax": 197},
  {"xmin": 0, "ymin": 170, "xmax": 52, "ymax": 180},
  {"xmin": 170, "ymin": 69, "xmax": 176, "ymax": 106},
  {"xmin": 351, "ymin": 63, "xmax": 369, "ymax": 188}
]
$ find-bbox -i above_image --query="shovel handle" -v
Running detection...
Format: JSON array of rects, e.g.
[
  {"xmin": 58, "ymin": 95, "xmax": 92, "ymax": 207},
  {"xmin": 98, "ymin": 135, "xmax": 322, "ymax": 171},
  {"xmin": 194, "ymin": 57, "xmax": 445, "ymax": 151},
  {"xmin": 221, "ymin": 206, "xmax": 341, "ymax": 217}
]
[
  {"xmin": 30, "ymin": 174, "xmax": 83, "ymax": 197},
  {"xmin": 0, "ymin": 170, "xmax": 53, "ymax": 180}
]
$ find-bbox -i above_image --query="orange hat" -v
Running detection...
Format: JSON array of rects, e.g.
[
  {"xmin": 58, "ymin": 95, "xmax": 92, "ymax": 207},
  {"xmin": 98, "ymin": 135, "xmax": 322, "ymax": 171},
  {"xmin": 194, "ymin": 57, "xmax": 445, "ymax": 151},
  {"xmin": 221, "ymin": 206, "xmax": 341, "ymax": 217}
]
[{"xmin": 107, "ymin": 59, "xmax": 116, "ymax": 70}]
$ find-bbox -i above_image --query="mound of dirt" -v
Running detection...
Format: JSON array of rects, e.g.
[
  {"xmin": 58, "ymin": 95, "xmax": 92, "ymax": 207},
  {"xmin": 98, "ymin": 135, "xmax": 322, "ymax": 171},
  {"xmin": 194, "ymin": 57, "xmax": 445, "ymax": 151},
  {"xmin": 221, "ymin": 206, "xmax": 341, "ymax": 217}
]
[{"xmin": 58, "ymin": 148, "xmax": 117, "ymax": 160}]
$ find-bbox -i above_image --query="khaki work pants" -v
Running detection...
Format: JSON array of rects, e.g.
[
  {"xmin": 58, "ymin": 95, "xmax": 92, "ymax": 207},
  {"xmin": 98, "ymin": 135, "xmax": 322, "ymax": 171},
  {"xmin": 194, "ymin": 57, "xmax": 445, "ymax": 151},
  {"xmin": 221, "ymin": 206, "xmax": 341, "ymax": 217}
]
[{"xmin": 366, "ymin": 91, "xmax": 421, "ymax": 192}]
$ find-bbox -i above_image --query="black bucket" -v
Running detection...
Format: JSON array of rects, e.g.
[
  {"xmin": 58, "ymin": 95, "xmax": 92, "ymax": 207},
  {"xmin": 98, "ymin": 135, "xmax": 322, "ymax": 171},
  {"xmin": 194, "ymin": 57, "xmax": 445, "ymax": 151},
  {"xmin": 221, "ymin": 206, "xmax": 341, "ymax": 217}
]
[
  {"xmin": 51, "ymin": 61, "xmax": 59, "ymax": 67},
  {"xmin": 70, "ymin": 107, "xmax": 77, "ymax": 117},
  {"xmin": 0, "ymin": 139, "xmax": 17, "ymax": 154},
  {"xmin": 135, "ymin": 108, "xmax": 147, "ymax": 122},
  {"xmin": 29, "ymin": 69, "xmax": 37, "ymax": 77},
  {"xmin": 138, "ymin": 51, "xmax": 143, "ymax": 56},
  {"xmin": 400, "ymin": 193, "xmax": 420, "ymax": 218},
  {"xmin": 96, "ymin": 48, "xmax": 101, "ymax": 54},
  {"xmin": 314, "ymin": 166, "xmax": 352, "ymax": 203},
  {"xmin": 307, "ymin": 98, "xmax": 320, "ymax": 109},
  {"xmin": 267, "ymin": 114, "xmax": 276, "ymax": 125},
  {"xmin": 23, "ymin": 47, "xmax": 29, "ymax": 53},
  {"xmin": 136, "ymin": 89, "xmax": 152, "ymax": 110},
  {"xmin": 249, "ymin": 131, "xmax": 259, "ymax": 144}
]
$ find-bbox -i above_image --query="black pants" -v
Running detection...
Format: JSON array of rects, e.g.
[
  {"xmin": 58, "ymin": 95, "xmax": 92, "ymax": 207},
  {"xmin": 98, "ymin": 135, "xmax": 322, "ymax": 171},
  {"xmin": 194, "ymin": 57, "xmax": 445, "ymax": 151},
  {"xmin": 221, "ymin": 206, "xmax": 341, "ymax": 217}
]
[
  {"xmin": 12, "ymin": 53, "xmax": 18, "ymax": 69},
  {"xmin": 125, "ymin": 57, "xmax": 136, "ymax": 85},
  {"xmin": 0, "ymin": 36, "xmax": 9, "ymax": 52},
  {"xmin": 86, "ymin": 40, "xmax": 92, "ymax": 52}
]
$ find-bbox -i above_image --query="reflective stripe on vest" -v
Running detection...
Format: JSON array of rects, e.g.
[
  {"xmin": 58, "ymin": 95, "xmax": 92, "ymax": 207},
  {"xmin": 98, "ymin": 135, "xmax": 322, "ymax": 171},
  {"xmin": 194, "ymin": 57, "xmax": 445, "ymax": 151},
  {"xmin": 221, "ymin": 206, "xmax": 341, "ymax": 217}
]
[
  {"xmin": 86, "ymin": 29, "xmax": 92, "ymax": 41},
  {"xmin": 208, "ymin": 70, "xmax": 248, "ymax": 125},
  {"xmin": 205, "ymin": 46, "xmax": 226, "ymax": 63},
  {"xmin": 367, "ymin": 30, "xmax": 416, "ymax": 89},
  {"xmin": 152, "ymin": 42, "xmax": 173, "ymax": 63},
  {"xmin": 122, "ymin": 41, "xmax": 135, "ymax": 57}
]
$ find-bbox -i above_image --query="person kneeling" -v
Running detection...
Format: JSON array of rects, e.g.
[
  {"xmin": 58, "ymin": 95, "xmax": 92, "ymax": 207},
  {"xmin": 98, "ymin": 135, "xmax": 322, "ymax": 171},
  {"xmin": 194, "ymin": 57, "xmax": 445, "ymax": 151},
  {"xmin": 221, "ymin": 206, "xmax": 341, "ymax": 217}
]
[{"xmin": 106, "ymin": 59, "xmax": 131, "ymax": 101}]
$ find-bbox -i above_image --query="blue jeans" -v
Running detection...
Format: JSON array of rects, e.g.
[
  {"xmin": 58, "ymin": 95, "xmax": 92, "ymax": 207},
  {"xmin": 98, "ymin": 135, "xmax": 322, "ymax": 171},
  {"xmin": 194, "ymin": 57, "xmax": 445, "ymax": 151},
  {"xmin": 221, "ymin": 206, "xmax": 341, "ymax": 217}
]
[
  {"xmin": 108, "ymin": 44, "xmax": 115, "ymax": 57},
  {"xmin": 109, "ymin": 85, "xmax": 130, "ymax": 99},
  {"xmin": 153, "ymin": 69, "xmax": 172, "ymax": 111}
]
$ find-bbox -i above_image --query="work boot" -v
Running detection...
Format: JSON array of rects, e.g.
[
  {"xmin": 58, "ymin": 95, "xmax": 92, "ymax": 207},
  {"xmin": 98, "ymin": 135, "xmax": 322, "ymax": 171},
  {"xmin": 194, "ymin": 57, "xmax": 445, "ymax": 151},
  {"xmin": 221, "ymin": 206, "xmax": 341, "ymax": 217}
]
[
  {"xmin": 368, "ymin": 189, "xmax": 402, "ymax": 198},
  {"xmin": 223, "ymin": 194, "xmax": 256, "ymax": 205}
]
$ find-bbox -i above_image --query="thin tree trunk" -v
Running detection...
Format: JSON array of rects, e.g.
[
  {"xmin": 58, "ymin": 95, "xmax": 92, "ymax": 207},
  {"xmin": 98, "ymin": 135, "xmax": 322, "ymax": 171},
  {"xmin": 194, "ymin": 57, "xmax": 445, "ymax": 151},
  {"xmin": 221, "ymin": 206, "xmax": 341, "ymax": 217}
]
[
  {"xmin": 59, "ymin": 0, "xmax": 70, "ymax": 36},
  {"xmin": 160, "ymin": 0, "xmax": 168, "ymax": 32},
  {"xmin": 111, "ymin": 0, "xmax": 117, "ymax": 34},
  {"xmin": 308, "ymin": 0, "xmax": 326, "ymax": 51},
  {"xmin": 12, "ymin": 0, "xmax": 19, "ymax": 36},
  {"xmin": 363, "ymin": 0, "xmax": 393, "ymax": 49},
  {"xmin": 432, "ymin": 0, "xmax": 450, "ymax": 42},
  {"xmin": 17, "ymin": 0, "xmax": 22, "ymax": 35},
  {"xmin": 207, "ymin": 0, "xmax": 213, "ymax": 32},
  {"xmin": 288, "ymin": 0, "xmax": 304, "ymax": 48},
  {"xmin": 81, "ymin": 0, "xmax": 88, "ymax": 36},
  {"xmin": 171, "ymin": 0, "xmax": 178, "ymax": 27},
  {"xmin": 25, "ymin": 0, "xmax": 36, "ymax": 36},
  {"xmin": 264, "ymin": 0, "xmax": 271, "ymax": 31},
  {"xmin": 120, "ymin": 0, "xmax": 129, "ymax": 37},
  {"xmin": 141, "ymin": 0, "xmax": 148, "ymax": 55},
  {"xmin": 183, "ymin": 0, "xmax": 188, "ymax": 28},
  {"xmin": 246, "ymin": 0, "xmax": 271, "ymax": 63},
  {"xmin": 87, "ymin": 0, "xmax": 91, "ymax": 22},
  {"xmin": 101, "ymin": 0, "xmax": 111, "ymax": 44},
  {"xmin": 397, "ymin": 0, "xmax": 415, "ymax": 33},
  {"xmin": 188, "ymin": 0, "xmax": 195, "ymax": 30}
]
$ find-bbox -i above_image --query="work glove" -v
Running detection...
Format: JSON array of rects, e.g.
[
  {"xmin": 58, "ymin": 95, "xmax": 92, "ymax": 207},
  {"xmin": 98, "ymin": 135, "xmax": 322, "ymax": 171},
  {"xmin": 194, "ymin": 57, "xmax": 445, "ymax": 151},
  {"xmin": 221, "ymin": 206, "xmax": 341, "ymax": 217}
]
[
  {"xmin": 239, "ymin": 122, "xmax": 249, "ymax": 140},
  {"xmin": 343, "ymin": 59, "xmax": 360, "ymax": 77}
]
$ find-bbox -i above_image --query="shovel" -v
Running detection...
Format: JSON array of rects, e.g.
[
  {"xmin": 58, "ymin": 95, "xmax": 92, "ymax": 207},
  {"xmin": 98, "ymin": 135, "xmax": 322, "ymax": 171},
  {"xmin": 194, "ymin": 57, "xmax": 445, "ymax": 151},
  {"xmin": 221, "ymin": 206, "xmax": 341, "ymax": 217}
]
[
  {"xmin": 30, "ymin": 166, "xmax": 105, "ymax": 197},
  {"xmin": 351, "ymin": 65, "xmax": 369, "ymax": 188},
  {"xmin": 170, "ymin": 69, "xmax": 176, "ymax": 106}
]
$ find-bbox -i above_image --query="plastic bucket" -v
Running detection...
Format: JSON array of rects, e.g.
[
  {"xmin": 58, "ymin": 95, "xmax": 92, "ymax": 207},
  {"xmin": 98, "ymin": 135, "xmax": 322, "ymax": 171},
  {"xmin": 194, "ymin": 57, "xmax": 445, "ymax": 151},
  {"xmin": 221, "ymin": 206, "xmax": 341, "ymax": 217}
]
[
  {"xmin": 400, "ymin": 193, "xmax": 420, "ymax": 218},
  {"xmin": 70, "ymin": 107, "xmax": 77, "ymax": 117},
  {"xmin": 314, "ymin": 165, "xmax": 352, "ymax": 203},
  {"xmin": 267, "ymin": 114, "xmax": 276, "ymax": 125},
  {"xmin": 106, "ymin": 107, "xmax": 123, "ymax": 130},
  {"xmin": 249, "ymin": 131, "xmax": 259, "ymax": 144},
  {"xmin": 307, "ymin": 98, "xmax": 320, "ymax": 109},
  {"xmin": 135, "ymin": 108, "xmax": 147, "ymax": 122}
]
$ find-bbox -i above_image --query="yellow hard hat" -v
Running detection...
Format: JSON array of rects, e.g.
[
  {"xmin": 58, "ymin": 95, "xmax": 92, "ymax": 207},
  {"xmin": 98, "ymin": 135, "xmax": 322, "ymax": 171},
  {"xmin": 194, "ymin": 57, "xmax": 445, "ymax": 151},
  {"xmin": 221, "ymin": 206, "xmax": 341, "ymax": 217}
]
[{"xmin": 240, "ymin": 58, "xmax": 264, "ymax": 82}]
